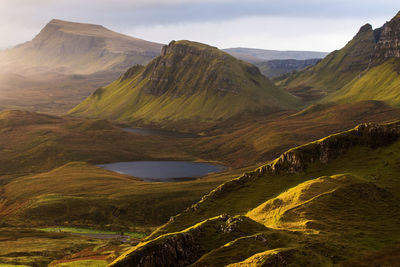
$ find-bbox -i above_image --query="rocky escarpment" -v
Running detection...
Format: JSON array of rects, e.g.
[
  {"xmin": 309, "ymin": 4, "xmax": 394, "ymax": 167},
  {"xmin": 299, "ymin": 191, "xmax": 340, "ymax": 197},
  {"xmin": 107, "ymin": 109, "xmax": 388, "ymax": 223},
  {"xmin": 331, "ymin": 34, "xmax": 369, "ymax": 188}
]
[
  {"xmin": 373, "ymin": 11, "xmax": 400, "ymax": 60},
  {"xmin": 263, "ymin": 121, "xmax": 400, "ymax": 174},
  {"xmin": 184, "ymin": 121, "xmax": 400, "ymax": 212},
  {"xmin": 138, "ymin": 40, "xmax": 263, "ymax": 97},
  {"xmin": 109, "ymin": 215, "xmax": 266, "ymax": 267},
  {"xmin": 70, "ymin": 40, "xmax": 298, "ymax": 123}
]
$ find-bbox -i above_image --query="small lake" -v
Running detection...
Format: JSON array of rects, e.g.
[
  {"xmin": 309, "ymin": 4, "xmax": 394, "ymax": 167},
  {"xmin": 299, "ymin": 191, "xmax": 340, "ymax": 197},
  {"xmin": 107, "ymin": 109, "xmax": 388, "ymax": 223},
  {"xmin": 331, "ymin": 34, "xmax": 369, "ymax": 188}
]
[
  {"xmin": 123, "ymin": 127, "xmax": 200, "ymax": 138},
  {"xmin": 97, "ymin": 161, "xmax": 226, "ymax": 182}
]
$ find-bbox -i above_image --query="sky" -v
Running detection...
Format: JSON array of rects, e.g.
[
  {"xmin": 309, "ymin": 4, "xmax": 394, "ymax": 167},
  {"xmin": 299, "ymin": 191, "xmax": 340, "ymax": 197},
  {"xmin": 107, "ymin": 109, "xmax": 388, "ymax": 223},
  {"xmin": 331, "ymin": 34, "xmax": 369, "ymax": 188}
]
[{"xmin": 1, "ymin": 0, "xmax": 399, "ymax": 52}]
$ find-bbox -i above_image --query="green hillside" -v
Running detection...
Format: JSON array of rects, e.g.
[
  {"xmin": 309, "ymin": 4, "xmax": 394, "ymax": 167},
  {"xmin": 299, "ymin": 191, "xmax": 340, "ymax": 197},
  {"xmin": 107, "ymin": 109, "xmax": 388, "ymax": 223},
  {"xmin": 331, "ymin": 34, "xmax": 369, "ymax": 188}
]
[
  {"xmin": 109, "ymin": 121, "xmax": 400, "ymax": 266},
  {"xmin": 277, "ymin": 23, "xmax": 376, "ymax": 101},
  {"xmin": 70, "ymin": 40, "xmax": 299, "ymax": 124},
  {"xmin": 324, "ymin": 59, "xmax": 400, "ymax": 105}
]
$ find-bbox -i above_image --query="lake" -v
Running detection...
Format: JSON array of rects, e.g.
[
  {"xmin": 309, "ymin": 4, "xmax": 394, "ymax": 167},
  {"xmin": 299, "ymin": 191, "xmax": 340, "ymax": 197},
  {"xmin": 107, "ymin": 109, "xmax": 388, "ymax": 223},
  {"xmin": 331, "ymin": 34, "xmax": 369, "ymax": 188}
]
[
  {"xmin": 123, "ymin": 127, "xmax": 200, "ymax": 138},
  {"xmin": 97, "ymin": 161, "xmax": 226, "ymax": 182}
]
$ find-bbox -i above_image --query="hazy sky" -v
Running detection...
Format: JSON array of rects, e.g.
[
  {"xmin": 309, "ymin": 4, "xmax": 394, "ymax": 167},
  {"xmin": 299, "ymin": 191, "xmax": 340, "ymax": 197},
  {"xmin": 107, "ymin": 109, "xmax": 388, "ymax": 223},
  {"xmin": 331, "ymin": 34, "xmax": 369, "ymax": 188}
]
[{"xmin": 1, "ymin": 0, "xmax": 399, "ymax": 52}]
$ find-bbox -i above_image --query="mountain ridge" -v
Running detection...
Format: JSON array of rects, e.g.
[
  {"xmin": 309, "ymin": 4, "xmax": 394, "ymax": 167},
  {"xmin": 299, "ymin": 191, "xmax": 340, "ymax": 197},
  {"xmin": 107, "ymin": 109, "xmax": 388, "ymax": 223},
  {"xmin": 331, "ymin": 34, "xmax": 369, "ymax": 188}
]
[{"xmin": 70, "ymin": 40, "xmax": 299, "ymax": 124}]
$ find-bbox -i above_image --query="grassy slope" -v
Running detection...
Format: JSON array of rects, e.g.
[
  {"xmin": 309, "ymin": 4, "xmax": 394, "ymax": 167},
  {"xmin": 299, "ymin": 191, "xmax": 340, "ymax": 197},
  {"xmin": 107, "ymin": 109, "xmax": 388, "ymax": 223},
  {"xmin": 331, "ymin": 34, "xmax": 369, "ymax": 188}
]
[
  {"xmin": 1, "ymin": 161, "xmax": 247, "ymax": 228},
  {"xmin": 70, "ymin": 40, "xmax": 298, "ymax": 124},
  {"xmin": 324, "ymin": 59, "xmax": 400, "ymax": 106},
  {"xmin": 277, "ymin": 24, "xmax": 375, "ymax": 101},
  {"xmin": 118, "ymin": 122, "xmax": 400, "ymax": 266},
  {"xmin": 0, "ymin": 110, "xmax": 197, "ymax": 176},
  {"xmin": 0, "ymin": 228, "xmax": 104, "ymax": 266}
]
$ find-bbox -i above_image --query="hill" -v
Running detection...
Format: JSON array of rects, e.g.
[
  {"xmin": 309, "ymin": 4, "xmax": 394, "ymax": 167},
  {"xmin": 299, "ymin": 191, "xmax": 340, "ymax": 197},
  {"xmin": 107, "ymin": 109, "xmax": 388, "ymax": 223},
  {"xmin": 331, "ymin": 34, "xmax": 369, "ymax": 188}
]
[
  {"xmin": 0, "ymin": 19, "xmax": 162, "ymax": 75},
  {"xmin": 277, "ymin": 23, "xmax": 377, "ymax": 101},
  {"xmin": 323, "ymin": 12, "xmax": 400, "ymax": 105},
  {"xmin": 279, "ymin": 11, "xmax": 400, "ymax": 105},
  {"xmin": 0, "ymin": 19, "xmax": 163, "ymax": 113},
  {"xmin": 223, "ymin": 47, "xmax": 328, "ymax": 63},
  {"xmin": 70, "ymin": 40, "xmax": 299, "ymax": 124},
  {"xmin": 109, "ymin": 121, "xmax": 400, "ymax": 266}
]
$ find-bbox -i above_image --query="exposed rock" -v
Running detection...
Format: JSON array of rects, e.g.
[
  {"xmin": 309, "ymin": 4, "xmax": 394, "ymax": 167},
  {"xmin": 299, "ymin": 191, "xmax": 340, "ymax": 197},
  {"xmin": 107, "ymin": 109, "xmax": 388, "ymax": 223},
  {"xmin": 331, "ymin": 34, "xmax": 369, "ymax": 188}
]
[
  {"xmin": 263, "ymin": 121, "xmax": 400, "ymax": 174},
  {"xmin": 373, "ymin": 11, "xmax": 400, "ymax": 60}
]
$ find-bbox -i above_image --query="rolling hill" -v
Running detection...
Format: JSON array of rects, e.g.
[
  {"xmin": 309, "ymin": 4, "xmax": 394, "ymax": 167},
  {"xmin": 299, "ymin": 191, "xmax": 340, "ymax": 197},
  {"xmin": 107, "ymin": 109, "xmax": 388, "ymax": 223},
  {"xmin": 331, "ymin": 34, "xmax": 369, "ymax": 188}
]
[
  {"xmin": 70, "ymin": 40, "xmax": 299, "ymax": 124},
  {"xmin": 0, "ymin": 19, "xmax": 163, "ymax": 113},
  {"xmin": 109, "ymin": 121, "xmax": 400, "ymax": 266}
]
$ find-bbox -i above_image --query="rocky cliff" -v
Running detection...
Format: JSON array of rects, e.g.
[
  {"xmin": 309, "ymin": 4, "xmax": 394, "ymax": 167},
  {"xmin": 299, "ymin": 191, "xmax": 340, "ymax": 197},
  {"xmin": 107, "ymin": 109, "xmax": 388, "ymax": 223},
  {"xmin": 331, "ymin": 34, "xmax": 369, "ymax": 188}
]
[
  {"xmin": 70, "ymin": 40, "xmax": 299, "ymax": 123},
  {"xmin": 373, "ymin": 11, "xmax": 400, "ymax": 60}
]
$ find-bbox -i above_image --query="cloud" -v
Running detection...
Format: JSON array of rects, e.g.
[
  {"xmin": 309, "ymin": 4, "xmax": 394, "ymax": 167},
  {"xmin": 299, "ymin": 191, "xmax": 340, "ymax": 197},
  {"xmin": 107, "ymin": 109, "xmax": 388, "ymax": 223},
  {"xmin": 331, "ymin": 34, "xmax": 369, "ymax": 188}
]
[
  {"xmin": 0, "ymin": 0, "xmax": 398, "ymax": 50},
  {"xmin": 124, "ymin": 16, "xmax": 388, "ymax": 52}
]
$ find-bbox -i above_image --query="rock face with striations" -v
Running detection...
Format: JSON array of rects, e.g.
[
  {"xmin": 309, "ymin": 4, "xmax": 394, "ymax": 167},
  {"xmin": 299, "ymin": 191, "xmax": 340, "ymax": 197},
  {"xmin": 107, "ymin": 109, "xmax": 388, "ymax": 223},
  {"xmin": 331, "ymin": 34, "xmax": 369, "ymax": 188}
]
[
  {"xmin": 373, "ymin": 11, "xmax": 400, "ymax": 60},
  {"xmin": 70, "ymin": 40, "xmax": 299, "ymax": 123}
]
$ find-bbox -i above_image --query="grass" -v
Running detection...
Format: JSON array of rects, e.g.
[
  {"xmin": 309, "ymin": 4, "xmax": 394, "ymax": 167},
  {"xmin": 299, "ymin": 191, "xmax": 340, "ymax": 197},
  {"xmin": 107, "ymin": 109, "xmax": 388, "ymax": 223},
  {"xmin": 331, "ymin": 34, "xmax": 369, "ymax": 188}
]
[
  {"xmin": 0, "ymin": 228, "xmax": 105, "ymax": 266},
  {"xmin": 121, "ymin": 121, "xmax": 400, "ymax": 266},
  {"xmin": 39, "ymin": 227, "xmax": 146, "ymax": 238},
  {"xmin": 324, "ymin": 59, "xmax": 400, "ymax": 106},
  {"xmin": 52, "ymin": 259, "xmax": 108, "ymax": 267},
  {"xmin": 277, "ymin": 23, "xmax": 376, "ymax": 102},
  {"xmin": 70, "ymin": 40, "xmax": 299, "ymax": 123}
]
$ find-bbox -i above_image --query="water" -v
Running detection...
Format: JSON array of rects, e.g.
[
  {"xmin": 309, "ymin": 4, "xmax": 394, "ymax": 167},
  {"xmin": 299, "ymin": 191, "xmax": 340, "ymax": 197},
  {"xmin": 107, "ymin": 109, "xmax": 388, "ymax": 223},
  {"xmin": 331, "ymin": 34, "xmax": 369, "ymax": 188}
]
[
  {"xmin": 97, "ymin": 161, "xmax": 226, "ymax": 182},
  {"xmin": 123, "ymin": 127, "xmax": 200, "ymax": 138}
]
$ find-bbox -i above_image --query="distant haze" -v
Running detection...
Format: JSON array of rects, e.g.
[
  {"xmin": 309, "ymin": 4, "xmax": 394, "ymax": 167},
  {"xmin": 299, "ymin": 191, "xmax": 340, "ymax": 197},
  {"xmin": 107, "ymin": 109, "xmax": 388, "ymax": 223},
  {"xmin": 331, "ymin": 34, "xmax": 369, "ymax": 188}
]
[{"xmin": 0, "ymin": 0, "xmax": 399, "ymax": 51}]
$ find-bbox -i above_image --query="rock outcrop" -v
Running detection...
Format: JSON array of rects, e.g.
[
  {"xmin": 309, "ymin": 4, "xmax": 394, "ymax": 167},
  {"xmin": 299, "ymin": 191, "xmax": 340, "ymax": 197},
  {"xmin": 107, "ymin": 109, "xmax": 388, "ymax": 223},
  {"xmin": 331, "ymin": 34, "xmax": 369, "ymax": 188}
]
[
  {"xmin": 263, "ymin": 121, "xmax": 400, "ymax": 174},
  {"xmin": 373, "ymin": 11, "xmax": 400, "ymax": 60},
  {"xmin": 109, "ymin": 215, "xmax": 267, "ymax": 267}
]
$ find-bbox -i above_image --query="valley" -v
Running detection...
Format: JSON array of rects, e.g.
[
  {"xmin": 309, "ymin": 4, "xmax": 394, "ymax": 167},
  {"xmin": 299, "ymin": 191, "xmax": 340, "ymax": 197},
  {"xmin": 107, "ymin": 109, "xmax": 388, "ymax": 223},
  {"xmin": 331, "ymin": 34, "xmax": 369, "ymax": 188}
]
[{"xmin": 0, "ymin": 7, "xmax": 399, "ymax": 267}]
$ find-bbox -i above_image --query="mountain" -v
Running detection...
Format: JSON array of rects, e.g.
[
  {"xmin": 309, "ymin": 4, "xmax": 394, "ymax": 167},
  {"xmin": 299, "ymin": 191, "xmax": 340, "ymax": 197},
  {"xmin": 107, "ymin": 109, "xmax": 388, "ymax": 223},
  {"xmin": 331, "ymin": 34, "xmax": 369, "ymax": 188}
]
[
  {"xmin": 70, "ymin": 40, "xmax": 299, "ymax": 124},
  {"xmin": 323, "ymin": 12, "xmax": 400, "ymax": 105},
  {"xmin": 0, "ymin": 19, "xmax": 163, "ymax": 113},
  {"xmin": 254, "ymin": 58, "xmax": 322, "ymax": 78},
  {"xmin": 0, "ymin": 19, "xmax": 162, "ymax": 74},
  {"xmin": 279, "ymin": 11, "xmax": 400, "ymax": 104},
  {"xmin": 109, "ymin": 121, "xmax": 400, "ymax": 266},
  {"xmin": 223, "ymin": 47, "xmax": 328, "ymax": 63},
  {"xmin": 277, "ymin": 23, "xmax": 378, "ymax": 101}
]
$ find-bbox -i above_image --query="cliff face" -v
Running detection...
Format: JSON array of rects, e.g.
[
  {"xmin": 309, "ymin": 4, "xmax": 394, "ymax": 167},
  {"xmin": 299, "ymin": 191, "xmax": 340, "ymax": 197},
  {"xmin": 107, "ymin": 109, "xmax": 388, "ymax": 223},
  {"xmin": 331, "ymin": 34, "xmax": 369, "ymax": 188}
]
[
  {"xmin": 373, "ymin": 12, "xmax": 400, "ymax": 60},
  {"xmin": 70, "ymin": 40, "xmax": 299, "ymax": 123},
  {"xmin": 139, "ymin": 40, "xmax": 262, "ymax": 97},
  {"xmin": 264, "ymin": 121, "xmax": 400, "ymax": 174},
  {"xmin": 110, "ymin": 215, "xmax": 267, "ymax": 267}
]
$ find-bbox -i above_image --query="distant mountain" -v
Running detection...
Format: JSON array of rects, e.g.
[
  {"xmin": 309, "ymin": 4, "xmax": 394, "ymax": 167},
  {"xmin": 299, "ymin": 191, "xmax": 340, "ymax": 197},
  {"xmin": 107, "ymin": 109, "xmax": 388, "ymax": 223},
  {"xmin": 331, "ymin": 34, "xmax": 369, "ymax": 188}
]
[
  {"xmin": 0, "ymin": 19, "xmax": 162, "ymax": 74},
  {"xmin": 254, "ymin": 58, "xmax": 322, "ymax": 78},
  {"xmin": 279, "ymin": 11, "xmax": 400, "ymax": 104},
  {"xmin": 223, "ymin": 47, "xmax": 328, "ymax": 63},
  {"xmin": 70, "ymin": 40, "xmax": 299, "ymax": 124},
  {"xmin": 0, "ymin": 19, "xmax": 163, "ymax": 113}
]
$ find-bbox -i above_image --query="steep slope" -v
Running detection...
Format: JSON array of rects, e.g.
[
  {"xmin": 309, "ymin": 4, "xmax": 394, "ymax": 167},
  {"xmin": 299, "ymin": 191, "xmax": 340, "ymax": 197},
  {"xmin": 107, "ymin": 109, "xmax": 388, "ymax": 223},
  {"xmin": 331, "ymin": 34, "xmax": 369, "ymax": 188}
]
[
  {"xmin": 223, "ymin": 47, "xmax": 328, "ymax": 63},
  {"xmin": 0, "ymin": 19, "xmax": 162, "ymax": 75},
  {"xmin": 277, "ymin": 23, "xmax": 377, "ymax": 101},
  {"xmin": 110, "ymin": 121, "xmax": 400, "ymax": 266},
  {"xmin": 70, "ymin": 40, "xmax": 299, "ymax": 124},
  {"xmin": 0, "ymin": 19, "xmax": 163, "ymax": 113},
  {"xmin": 279, "ymin": 11, "xmax": 400, "ymax": 105},
  {"xmin": 323, "ymin": 12, "xmax": 400, "ymax": 105}
]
